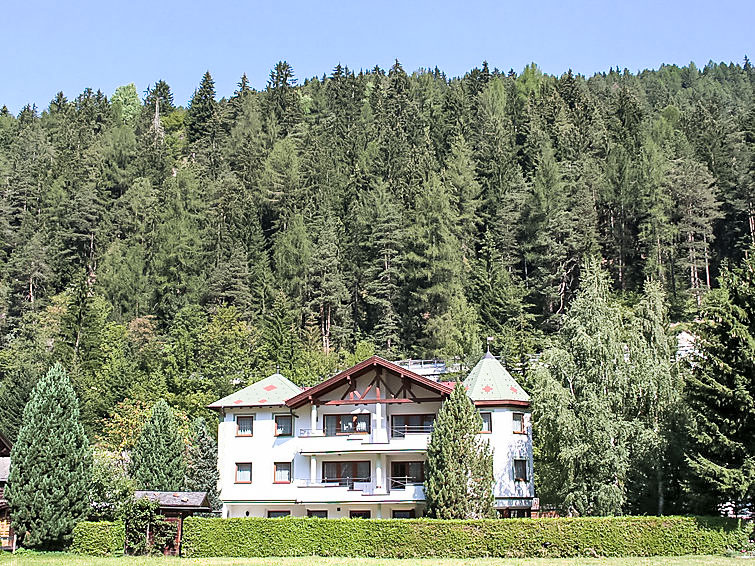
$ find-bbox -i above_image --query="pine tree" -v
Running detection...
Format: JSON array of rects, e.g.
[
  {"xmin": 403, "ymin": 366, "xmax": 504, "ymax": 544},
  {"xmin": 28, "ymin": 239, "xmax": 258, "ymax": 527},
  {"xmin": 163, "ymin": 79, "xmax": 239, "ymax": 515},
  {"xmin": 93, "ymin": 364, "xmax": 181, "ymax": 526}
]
[
  {"xmin": 425, "ymin": 382, "xmax": 494, "ymax": 518},
  {"xmin": 684, "ymin": 252, "xmax": 755, "ymax": 514},
  {"xmin": 129, "ymin": 399, "xmax": 186, "ymax": 491},
  {"xmin": 185, "ymin": 417, "xmax": 220, "ymax": 510},
  {"xmin": 186, "ymin": 71, "xmax": 217, "ymax": 143},
  {"xmin": 6, "ymin": 363, "xmax": 92, "ymax": 549}
]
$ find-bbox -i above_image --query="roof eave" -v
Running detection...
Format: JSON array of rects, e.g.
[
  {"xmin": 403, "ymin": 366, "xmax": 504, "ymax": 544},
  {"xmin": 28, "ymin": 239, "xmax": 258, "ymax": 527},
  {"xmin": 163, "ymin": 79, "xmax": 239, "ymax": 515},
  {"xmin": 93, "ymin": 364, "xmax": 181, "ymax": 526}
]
[{"xmin": 474, "ymin": 399, "xmax": 531, "ymax": 408}]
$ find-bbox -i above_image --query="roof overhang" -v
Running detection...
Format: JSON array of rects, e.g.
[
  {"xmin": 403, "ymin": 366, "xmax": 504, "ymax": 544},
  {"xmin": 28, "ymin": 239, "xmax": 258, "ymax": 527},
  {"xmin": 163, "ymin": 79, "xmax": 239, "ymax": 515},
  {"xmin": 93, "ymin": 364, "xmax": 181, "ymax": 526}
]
[
  {"xmin": 285, "ymin": 356, "xmax": 452, "ymax": 409},
  {"xmin": 474, "ymin": 400, "xmax": 531, "ymax": 408}
]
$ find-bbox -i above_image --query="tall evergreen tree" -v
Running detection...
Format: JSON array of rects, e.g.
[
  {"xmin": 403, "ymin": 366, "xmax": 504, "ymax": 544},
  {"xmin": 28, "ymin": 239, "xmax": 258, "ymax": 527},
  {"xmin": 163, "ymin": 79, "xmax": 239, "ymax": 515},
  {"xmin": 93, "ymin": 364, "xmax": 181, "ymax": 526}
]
[
  {"xmin": 6, "ymin": 363, "xmax": 92, "ymax": 549},
  {"xmin": 685, "ymin": 252, "xmax": 755, "ymax": 514},
  {"xmin": 129, "ymin": 399, "xmax": 186, "ymax": 491},
  {"xmin": 425, "ymin": 382, "xmax": 494, "ymax": 518},
  {"xmin": 185, "ymin": 417, "xmax": 220, "ymax": 510},
  {"xmin": 186, "ymin": 71, "xmax": 217, "ymax": 143}
]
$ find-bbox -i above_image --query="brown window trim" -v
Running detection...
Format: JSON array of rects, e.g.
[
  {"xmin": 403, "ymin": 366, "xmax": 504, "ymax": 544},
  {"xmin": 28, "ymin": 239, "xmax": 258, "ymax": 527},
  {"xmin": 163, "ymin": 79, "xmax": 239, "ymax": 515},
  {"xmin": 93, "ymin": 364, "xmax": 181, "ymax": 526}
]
[
  {"xmin": 324, "ymin": 414, "xmax": 371, "ymax": 435},
  {"xmin": 235, "ymin": 415, "xmax": 255, "ymax": 437},
  {"xmin": 273, "ymin": 462, "xmax": 292, "ymax": 484},
  {"xmin": 274, "ymin": 414, "xmax": 293, "ymax": 437},
  {"xmin": 235, "ymin": 462, "xmax": 253, "ymax": 484},
  {"xmin": 513, "ymin": 412, "xmax": 526, "ymax": 434},
  {"xmin": 513, "ymin": 459, "xmax": 528, "ymax": 482},
  {"xmin": 479, "ymin": 412, "xmax": 493, "ymax": 434}
]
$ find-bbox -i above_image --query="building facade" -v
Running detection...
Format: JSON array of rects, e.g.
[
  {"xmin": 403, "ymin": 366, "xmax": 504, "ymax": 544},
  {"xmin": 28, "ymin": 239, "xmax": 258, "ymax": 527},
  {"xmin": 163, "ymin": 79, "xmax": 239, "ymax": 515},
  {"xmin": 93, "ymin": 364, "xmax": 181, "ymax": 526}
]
[
  {"xmin": 0, "ymin": 431, "xmax": 13, "ymax": 550},
  {"xmin": 210, "ymin": 354, "xmax": 534, "ymax": 519}
]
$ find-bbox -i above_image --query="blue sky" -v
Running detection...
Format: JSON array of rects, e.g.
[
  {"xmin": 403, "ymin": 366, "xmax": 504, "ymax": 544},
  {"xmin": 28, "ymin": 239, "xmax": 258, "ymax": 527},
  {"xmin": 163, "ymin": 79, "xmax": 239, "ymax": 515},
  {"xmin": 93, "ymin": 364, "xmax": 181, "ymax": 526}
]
[{"xmin": 1, "ymin": 0, "xmax": 752, "ymax": 113}]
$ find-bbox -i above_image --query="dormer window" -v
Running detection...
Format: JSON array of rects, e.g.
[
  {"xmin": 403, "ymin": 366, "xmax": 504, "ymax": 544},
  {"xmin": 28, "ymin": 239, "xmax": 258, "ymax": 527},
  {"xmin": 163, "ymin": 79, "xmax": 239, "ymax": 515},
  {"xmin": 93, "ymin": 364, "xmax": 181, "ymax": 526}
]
[{"xmin": 275, "ymin": 415, "xmax": 293, "ymax": 437}]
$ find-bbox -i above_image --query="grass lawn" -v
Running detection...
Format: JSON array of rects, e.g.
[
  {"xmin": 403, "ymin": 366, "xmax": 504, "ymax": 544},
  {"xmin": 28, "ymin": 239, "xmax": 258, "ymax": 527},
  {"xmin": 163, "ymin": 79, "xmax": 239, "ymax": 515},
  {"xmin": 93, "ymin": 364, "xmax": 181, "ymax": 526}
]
[{"xmin": 0, "ymin": 555, "xmax": 748, "ymax": 566}]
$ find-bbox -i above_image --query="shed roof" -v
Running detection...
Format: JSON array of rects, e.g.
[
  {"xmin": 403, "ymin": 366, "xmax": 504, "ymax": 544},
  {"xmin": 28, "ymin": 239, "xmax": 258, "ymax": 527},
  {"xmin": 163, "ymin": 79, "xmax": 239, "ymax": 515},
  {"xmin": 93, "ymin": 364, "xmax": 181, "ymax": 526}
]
[
  {"xmin": 463, "ymin": 352, "xmax": 530, "ymax": 405},
  {"xmin": 134, "ymin": 491, "xmax": 210, "ymax": 511},
  {"xmin": 208, "ymin": 372, "xmax": 303, "ymax": 409}
]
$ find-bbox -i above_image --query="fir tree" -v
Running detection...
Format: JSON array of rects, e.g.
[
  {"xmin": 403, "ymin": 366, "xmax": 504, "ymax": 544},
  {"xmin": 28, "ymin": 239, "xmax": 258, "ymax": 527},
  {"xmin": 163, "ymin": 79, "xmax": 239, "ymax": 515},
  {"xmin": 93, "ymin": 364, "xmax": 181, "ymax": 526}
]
[
  {"xmin": 6, "ymin": 363, "xmax": 92, "ymax": 549},
  {"xmin": 685, "ymin": 252, "xmax": 755, "ymax": 514},
  {"xmin": 0, "ymin": 366, "xmax": 39, "ymax": 442},
  {"xmin": 129, "ymin": 399, "xmax": 186, "ymax": 491},
  {"xmin": 185, "ymin": 417, "xmax": 220, "ymax": 510},
  {"xmin": 425, "ymin": 382, "xmax": 494, "ymax": 519},
  {"xmin": 186, "ymin": 71, "xmax": 217, "ymax": 143}
]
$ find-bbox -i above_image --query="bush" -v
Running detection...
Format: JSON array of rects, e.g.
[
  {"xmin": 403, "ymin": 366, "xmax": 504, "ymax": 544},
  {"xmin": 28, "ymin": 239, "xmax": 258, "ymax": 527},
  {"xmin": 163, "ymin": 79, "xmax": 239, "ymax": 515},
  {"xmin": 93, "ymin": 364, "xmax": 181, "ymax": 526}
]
[
  {"xmin": 71, "ymin": 521, "xmax": 125, "ymax": 556},
  {"xmin": 122, "ymin": 498, "xmax": 177, "ymax": 555},
  {"xmin": 181, "ymin": 515, "xmax": 751, "ymax": 558}
]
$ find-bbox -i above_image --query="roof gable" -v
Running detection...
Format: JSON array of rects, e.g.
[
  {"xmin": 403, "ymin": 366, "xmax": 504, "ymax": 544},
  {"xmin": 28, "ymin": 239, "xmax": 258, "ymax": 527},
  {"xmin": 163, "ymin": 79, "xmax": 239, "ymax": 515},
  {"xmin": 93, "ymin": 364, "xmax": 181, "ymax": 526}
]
[
  {"xmin": 208, "ymin": 372, "xmax": 303, "ymax": 409},
  {"xmin": 286, "ymin": 356, "xmax": 452, "ymax": 409},
  {"xmin": 463, "ymin": 352, "xmax": 530, "ymax": 405},
  {"xmin": 134, "ymin": 491, "xmax": 210, "ymax": 510}
]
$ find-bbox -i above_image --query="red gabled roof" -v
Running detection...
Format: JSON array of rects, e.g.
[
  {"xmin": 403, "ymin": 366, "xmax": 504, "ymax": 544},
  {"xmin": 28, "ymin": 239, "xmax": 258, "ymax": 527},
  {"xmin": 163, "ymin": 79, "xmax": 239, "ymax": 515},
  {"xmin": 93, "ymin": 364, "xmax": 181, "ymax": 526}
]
[{"xmin": 285, "ymin": 355, "xmax": 453, "ymax": 409}]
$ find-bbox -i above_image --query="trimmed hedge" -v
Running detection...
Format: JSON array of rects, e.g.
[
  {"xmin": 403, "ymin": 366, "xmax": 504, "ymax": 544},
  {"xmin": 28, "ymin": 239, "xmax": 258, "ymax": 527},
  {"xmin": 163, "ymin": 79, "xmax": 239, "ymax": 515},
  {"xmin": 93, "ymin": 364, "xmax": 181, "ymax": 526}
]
[
  {"xmin": 71, "ymin": 520, "xmax": 125, "ymax": 556},
  {"xmin": 182, "ymin": 516, "xmax": 750, "ymax": 558}
]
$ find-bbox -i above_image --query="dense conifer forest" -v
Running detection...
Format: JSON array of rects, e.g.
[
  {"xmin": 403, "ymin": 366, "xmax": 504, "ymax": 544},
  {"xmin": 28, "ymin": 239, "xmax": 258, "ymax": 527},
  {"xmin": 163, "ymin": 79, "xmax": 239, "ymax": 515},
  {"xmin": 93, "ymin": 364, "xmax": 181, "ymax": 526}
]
[{"xmin": 2, "ymin": 59, "xmax": 755, "ymax": 516}]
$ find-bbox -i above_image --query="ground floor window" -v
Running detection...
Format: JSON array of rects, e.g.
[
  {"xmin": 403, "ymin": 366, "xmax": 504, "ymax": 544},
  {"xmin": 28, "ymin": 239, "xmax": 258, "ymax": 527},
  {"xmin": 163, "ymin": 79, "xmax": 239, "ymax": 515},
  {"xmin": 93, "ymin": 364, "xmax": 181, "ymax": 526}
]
[
  {"xmin": 307, "ymin": 510, "xmax": 328, "ymax": 518},
  {"xmin": 349, "ymin": 510, "xmax": 371, "ymax": 519},
  {"xmin": 267, "ymin": 510, "xmax": 291, "ymax": 518},
  {"xmin": 391, "ymin": 509, "xmax": 416, "ymax": 519},
  {"xmin": 497, "ymin": 508, "xmax": 531, "ymax": 518}
]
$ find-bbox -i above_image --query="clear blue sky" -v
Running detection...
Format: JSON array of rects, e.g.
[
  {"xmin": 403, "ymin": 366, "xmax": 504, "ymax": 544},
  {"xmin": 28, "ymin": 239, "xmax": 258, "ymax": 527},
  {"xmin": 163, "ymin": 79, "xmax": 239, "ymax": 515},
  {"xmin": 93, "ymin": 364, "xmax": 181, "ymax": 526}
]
[{"xmin": 1, "ymin": 0, "xmax": 752, "ymax": 113}]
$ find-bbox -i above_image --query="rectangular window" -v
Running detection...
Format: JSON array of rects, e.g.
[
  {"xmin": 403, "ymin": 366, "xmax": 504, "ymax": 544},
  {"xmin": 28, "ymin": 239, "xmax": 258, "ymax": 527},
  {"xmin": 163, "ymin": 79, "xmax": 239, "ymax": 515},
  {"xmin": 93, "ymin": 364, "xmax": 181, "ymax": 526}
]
[
  {"xmin": 322, "ymin": 461, "xmax": 371, "ymax": 486},
  {"xmin": 391, "ymin": 414, "xmax": 435, "ymax": 437},
  {"xmin": 390, "ymin": 461, "xmax": 425, "ymax": 489},
  {"xmin": 324, "ymin": 414, "xmax": 370, "ymax": 436},
  {"xmin": 307, "ymin": 510, "xmax": 328, "ymax": 518},
  {"xmin": 236, "ymin": 415, "xmax": 254, "ymax": 436},
  {"xmin": 275, "ymin": 414, "xmax": 293, "ymax": 436},
  {"xmin": 480, "ymin": 412, "xmax": 492, "ymax": 433},
  {"xmin": 392, "ymin": 509, "xmax": 416, "ymax": 519},
  {"xmin": 267, "ymin": 510, "xmax": 290, "ymax": 518},
  {"xmin": 350, "ymin": 510, "xmax": 371, "ymax": 519},
  {"xmin": 235, "ymin": 463, "xmax": 252, "ymax": 483},
  {"xmin": 274, "ymin": 462, "xmax": 292, "ymax": 483},
  {"xmin": 513, "ymin": 412, "xmax": 525, "ymax": 434},
  {"xmin": 514, "ymin": 459, "xmax": 528, "ymax": 482}
]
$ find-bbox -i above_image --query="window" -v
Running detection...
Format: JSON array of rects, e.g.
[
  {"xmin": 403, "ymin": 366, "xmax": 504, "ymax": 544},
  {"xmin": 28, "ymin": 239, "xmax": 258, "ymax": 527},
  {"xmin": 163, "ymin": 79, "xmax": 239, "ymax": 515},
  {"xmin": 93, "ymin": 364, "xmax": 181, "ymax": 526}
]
[
  {"xmin": 390, "ymin": 461, "xmax": 425, "ymax": 489},
  {"xmin": 391, "ymin": 414, "xmax": 434, "ymax": 437},
  {"xmin": 513, "ymin": 412, "xmax": 525, "ymax": 434},
  {"xmin": 324, "ymin": 414, "xmax": 370, "ymax": 436},
  {"xmin": 322, "ymin": 461, "xmax": 370, "ymax": 486},
  {"xmin": 275, "ymin": 414, "xmax": 293, "ymax": 436},
  {"xmin": 274, "ymin": 462, "xmax": 292, "ymax": 483},
  {"xmin": 267, "ymin": 510, "xmax": 290, "ymax": 518},
  {"xmin": 480, "ymin": 412, "xmax": 492, "ymax": 433},
  {"xmin": 514, "ymin": 459, "xmax": 528, "ymax": 482},
  {"xmin": 235, "ymin": 463, "xmax": 252, "ymax": 483},
  {"xmin": 392, "ymin": 509, "xmax": 416, "ymax": 519},
  {"xmin": 307, "ymin": 510, "xmax": 328, "ymax": 518},
  {"xmin": 236, "ymin": 415, "xmax": 254, "ymax": 436},
  {"xmin": 349, "ymin": 510, "xmax": 371, "ymax": 519}
]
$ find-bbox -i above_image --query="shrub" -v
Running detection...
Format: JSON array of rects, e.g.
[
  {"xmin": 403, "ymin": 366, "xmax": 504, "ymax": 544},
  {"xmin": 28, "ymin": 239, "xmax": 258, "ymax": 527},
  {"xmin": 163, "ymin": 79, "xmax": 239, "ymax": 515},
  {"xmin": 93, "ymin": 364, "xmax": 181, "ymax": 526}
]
[
  {"xmin": 71, "ymin": 521, "xmax": 125, "ymax": 556},
  {"xmin": 122, "ymin": 498, "xmax": 177, "ymax": 555},
  {"xmin": 181, "ymin": 515, "xmax": 751, "ymax": 558}
]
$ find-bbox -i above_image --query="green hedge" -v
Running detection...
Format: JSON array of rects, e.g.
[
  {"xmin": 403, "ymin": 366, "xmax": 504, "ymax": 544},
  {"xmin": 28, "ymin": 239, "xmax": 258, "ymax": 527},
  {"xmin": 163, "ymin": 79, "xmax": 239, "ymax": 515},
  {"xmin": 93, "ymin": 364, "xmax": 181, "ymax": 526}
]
[
  {"xmin": 71, "ymin": 520, "xmax": 125, "ymax": 556},
  {"xmin": 182, "ymin": 516, "xmax": 750, "ymax": 558}
]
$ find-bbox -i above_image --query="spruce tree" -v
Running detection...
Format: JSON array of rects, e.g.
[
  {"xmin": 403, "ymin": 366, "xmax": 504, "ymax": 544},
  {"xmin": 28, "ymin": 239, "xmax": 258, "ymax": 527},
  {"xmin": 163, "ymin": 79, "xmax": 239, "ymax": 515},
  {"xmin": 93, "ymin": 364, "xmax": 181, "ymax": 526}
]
[
  {"xmin": 685, "ymin": 252, "xmax": 755, "ymax": 514},
  {"xmin": 425, "ymin": 382, "xmax": 494, "ymax": 519},
  {"xmin": 186, "ymin": 71, "xmax": 217, "ymax": 143},
  {"xmin": 0, "ymin": 366, "xmax": 39, "ymax": 442},
  {"xmin": 185, "ymin": 417, "xmax": 220, "ymax": 510},
  {"xmin": 6, "ymin": 363, "xmax": 92, "ymax": 549},
  {"xmin": 129, "ymin": 399, "xmax": 186, "ymax": 491}
]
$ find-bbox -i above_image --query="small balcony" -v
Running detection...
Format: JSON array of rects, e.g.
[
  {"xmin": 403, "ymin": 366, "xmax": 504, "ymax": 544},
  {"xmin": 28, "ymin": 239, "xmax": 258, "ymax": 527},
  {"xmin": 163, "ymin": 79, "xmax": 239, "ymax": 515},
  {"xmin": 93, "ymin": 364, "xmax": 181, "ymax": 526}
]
[
  {"xmin": 389, "ymin": 475, "xmax": 424, "ymax": 490},
  {"xmin": 390, "ymin": 424, "xmax": 433, "ymax": 438}
]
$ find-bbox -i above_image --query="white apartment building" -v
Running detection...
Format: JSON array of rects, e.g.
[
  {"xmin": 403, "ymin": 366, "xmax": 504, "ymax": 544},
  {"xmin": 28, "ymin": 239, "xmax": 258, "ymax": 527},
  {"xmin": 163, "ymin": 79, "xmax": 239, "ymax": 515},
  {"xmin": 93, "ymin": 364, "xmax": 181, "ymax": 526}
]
[{"xmin": 210, "ymin": 353, "xmax": 534, "ymax": 519}]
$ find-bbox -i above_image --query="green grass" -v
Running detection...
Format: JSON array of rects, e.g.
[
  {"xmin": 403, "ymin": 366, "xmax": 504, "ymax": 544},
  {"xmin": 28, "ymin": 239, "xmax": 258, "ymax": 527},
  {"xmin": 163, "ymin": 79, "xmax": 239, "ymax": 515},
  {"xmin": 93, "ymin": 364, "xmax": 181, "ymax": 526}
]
[{"xmin": 0, "ymin": 555, "xmax": 748, "ymax": 566}]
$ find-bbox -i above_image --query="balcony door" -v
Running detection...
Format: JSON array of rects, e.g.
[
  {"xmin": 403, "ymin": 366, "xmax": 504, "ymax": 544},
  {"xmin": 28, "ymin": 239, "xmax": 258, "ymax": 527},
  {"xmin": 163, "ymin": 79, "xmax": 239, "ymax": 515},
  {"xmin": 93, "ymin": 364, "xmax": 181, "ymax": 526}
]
[{"xmin": 390, "ymin": 461, "xmax": 425, "ymax": 489}]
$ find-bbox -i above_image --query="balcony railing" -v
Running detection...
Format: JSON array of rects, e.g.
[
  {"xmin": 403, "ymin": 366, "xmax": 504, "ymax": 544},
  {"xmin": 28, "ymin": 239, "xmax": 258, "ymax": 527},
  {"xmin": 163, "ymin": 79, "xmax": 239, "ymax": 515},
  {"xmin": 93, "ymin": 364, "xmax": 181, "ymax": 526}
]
[
  {"xmin": 390, "ymin": 425, "xmax": 434, "ymax": 437},
  {"xmin": 389, "ymin": 476, "xmax": 424, "ymax": 489},
  {"xmin": 299, "ymin": 428, "xmax": 324, "ymax": 437},
  {"xmin": 322, "ymin": 477, "xmax": 371, "ymax": 489}
]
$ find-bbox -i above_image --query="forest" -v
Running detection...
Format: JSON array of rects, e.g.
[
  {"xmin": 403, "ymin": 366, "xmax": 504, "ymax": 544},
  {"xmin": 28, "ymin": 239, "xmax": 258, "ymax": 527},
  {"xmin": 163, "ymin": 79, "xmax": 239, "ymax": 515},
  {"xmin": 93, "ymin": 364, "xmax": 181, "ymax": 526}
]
[{"xmin": 1, "ymin": 58, "xmax": 754, "ymax": 517}]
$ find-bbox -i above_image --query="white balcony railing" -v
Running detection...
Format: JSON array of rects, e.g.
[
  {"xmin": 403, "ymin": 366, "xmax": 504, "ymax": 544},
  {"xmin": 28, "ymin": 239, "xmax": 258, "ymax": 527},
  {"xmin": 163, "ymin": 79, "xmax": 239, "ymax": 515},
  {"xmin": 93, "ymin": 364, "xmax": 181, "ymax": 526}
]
[{"xmin": 390, "ymin": 424, "xmax": 433, "ymax": 438}]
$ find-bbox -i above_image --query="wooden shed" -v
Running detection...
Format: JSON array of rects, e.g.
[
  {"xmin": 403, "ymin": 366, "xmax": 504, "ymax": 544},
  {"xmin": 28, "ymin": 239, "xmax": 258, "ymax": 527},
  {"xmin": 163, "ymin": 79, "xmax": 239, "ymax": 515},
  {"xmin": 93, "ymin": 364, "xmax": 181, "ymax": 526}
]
[{"xmin": 134, "ymin": 491, "xmax": 210, "ymax": 555}]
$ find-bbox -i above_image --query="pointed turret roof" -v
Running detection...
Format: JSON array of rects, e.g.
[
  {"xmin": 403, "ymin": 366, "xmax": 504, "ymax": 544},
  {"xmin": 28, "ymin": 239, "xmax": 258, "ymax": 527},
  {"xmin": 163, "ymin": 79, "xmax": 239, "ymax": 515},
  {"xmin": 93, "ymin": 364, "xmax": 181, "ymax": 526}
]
[
  {"xmin": 463, "ymin": 352, "xmax": 530, "ymax": 405},
  {"xmin": 208, "ymin": 372, "xmax": 303, "ymax": 408}
]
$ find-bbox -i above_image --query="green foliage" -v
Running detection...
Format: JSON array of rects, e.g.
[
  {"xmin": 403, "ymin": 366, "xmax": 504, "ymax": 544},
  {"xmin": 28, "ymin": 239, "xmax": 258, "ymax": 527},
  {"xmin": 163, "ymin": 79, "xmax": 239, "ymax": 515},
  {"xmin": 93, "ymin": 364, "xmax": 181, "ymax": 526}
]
[
  {"xmin": 6, "ymin": 363, "xmax": 92, "ymax": 549},
  {"xmin": 111, "ymin": 84, "xmax": 141, "ymax": 127},
  {"xmin": 185, "ymin": 417, "xmax": 221, "ymax": 511},
  {"xmin": 129, "ymin": 399, "xmax": 186, "ymax": 491},
  {"xmin": 425, "ymin": 381, "xmax": 494, "ymax": 518},
  {"xmin": 685, "ymin": 251, "xmax": 755, "ymax": 514},
  {"xmin": 88, "ymin": 448, "xmax": 135, "ymax": 521},
  {"xmin": 121, "ymin": 498, "xmax": 177, "ymax": 556},
  {"xmin": 71, "ymin": 521, "xmax": 125, "ymax": 556},
  {"xmin": 181, "ymin": 516, "xmax": 750, "ymax": 558}
]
